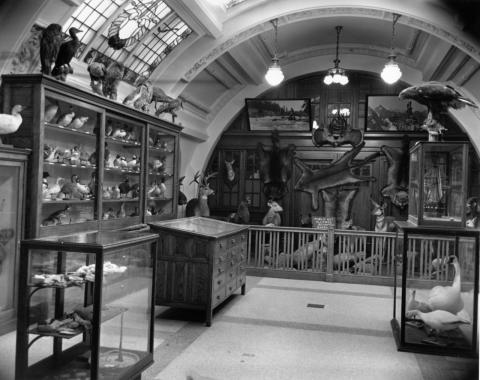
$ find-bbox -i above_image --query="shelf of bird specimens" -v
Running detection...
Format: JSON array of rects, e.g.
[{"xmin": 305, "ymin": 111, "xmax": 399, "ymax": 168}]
[{"xmin": 391, "ymin": 225, "xmax": 479, "ymax": 357}]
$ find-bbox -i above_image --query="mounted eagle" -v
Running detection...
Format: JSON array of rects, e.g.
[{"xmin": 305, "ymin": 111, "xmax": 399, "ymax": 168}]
[{"xmin": 399, "ymin": 81, "xmax": 478, "ymax": 141}]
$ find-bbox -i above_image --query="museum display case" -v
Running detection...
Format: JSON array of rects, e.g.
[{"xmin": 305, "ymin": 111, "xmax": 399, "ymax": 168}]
[
  {"xmin": 392, "ymin": 222, "xmax": 479, "ymax": 357},
  {"xmin": 0, "ymin": 74, "xmax": 181, "ymax": 238},
  {"xmin": 408, "ymin": 141, "xmax": 469, "ymax": 227},
  {"xmin": 0, "ymin": 147, "xmax": 29, "ymax": 332},
  {"xmin": 15, "ymin": 230, "xmax": 158, "ymax": 380},
  {"xmin": 149, "ymin": 217, "xmax": 249, "ymax": 326}
]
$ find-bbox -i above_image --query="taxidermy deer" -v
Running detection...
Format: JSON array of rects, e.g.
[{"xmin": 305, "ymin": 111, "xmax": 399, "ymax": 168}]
[
  {"xmin": 185, "ymin": 171, "xmax": 217, "ymax": 217},
  {"xmin": 262, "ymin": 199, "xmax": 283, "ymax": 227},
  {"xmin": 371, "ymin": 198, "xmax": 395, "ymax": 232}
]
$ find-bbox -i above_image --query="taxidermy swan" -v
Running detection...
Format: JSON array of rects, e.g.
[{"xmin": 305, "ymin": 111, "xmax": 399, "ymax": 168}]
[
  {"xmin": 406, "ymin": 309, "xmax": 470, "ymax": 336},
  {"xmin": 406, "ymin": 290, "xmax": 432, "ymax": 313},
  {"xmin": 426, "ymin": 255, "xmax": 463, "ymax": 314}
]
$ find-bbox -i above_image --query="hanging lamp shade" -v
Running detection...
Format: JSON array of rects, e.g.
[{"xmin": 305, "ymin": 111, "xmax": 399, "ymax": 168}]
[
  {"xmin": 265, "ymin": 19, "xmax": 284, "ymax": 86},
  {"xmin": 381, "ymin": 14, "xmax": 402, "ymax": 84}
]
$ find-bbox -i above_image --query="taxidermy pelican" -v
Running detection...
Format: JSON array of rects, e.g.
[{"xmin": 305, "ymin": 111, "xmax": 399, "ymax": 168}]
[
  {"xmin": 51, "ymin": 27, "xmax": 83, "ymax": 80},
  {"xmin": 0, "ymin": 105, "xmax": 26, "ymax": 144},
  {"xmin": 406, "ymin": 309, "xmax": 470, "ymax": 337},
  {"xmin": 399, "ymin": 81, "xmax": 478, "ymax": 140},
  {"xmin": 40, "ymin": 23, "xmax": 63, "ymax": 75},
  {"xmin": 426, "ymin": 255, "xmax": 464, "ymax": 314}
]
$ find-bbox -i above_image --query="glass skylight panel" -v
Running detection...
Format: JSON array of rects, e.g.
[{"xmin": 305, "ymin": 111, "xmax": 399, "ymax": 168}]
[{"xmin": 63, "ymin": 0, "xmax": 193, "ymax": 83}]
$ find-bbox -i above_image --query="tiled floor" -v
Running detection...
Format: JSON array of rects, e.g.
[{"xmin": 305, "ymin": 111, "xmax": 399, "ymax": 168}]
[
  {"xmin": 144, "ymin": 277, "xmax": 478, "ymax": 380},
  {"xmin": 1, "ymin": 276, "xmax": 478, "ymax": 379}
]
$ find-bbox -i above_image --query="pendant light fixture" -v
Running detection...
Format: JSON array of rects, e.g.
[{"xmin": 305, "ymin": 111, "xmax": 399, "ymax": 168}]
[
  {"xmin": 381, "ymin": 13, "xmax": 402, "ymax": 84},
  {"xmin": 323, "ymin": 26, "xmax": 348, "ymax": 86},
  {"xmin": 265, "ymin": 19, "xmax": 284, "ymax": 86}
]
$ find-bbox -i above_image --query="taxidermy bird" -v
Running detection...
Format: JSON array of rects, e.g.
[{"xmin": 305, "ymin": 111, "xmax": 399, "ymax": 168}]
[
  {"xmin": 399, "ymin": 81, "xmax": 478, "ymax": 141},
  {"xmin": 103, "ymin": 62, "xmax": 124, "ymax": 100},
  {"xmin": 425, "ymin": 255, "xmax": 464, "ymax": 314},
  {"xmin": 0, "ymin": 105, "xmax": 26, "ymax": 144},
  {"xmin": 405, "ymin": 309, "xmax": 470, "ymax": 338},
  {"xmin": 60, "ymin": 174, "xmax": 83, "ymax": 199},
  {"xmin": 68, "ymin": 116, "xmax": 89, "ymax": 129},
  {"xmin": 44, "ymin": 102, "xmax": 59, "ymax": 123},
  {"xmin": 42, "ymin": 205, "xmax": 71, "ymax": 226},
  {"xmin": 87, "ymin": 61, "xmax": 106, "ymax": 95},
  {"xmin": 111, "ymin": 127, "xmax": 126, "ymax": 139},
  {"xmin": 51, "ymin": 27, "xmax": 83, "ymax": 81},
  {"xmin": 406, "ymin": 290, "xmax": 432, "ymax": 313},
  {"xmin": 40, "ymin": 23, "xmax": 63, "ymax": 76},
  {"xmin": 118, "ymin": 178, "xmax": 130, "ymax": 197},
  {"xmin": 48, "ymin": 177, "xmax": 65, "ymax": 199},
  {"xmin": 117, "ymin": 202, "xmax": 126, "ymax": 218},
  {"xmin": 57, "ymin": 109, "xmax": 75, "ymax": 127},
  {"xmin": 44, "ymin": 145, "xmax": 58, "ymax": 163},
  {"xmin": 155, "ymin": 98, "xmax": 183, "ymax": 121},
  {"xmin": 123, "ymin": 76, "xmax": 153, "ymax": 111},
  {"xmin": 111, "ymin": 185, "xmax": 121, "ymax": 199}
]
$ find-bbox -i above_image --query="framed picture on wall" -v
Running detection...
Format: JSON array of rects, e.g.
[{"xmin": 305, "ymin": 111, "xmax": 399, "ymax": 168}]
[
  {"xmin": 245, "ymin": 98, "xmax": 311, "ymax": 131},
  {"xmin": 365, "ymin": 95, "xmax": 428, "ymax": 132}
]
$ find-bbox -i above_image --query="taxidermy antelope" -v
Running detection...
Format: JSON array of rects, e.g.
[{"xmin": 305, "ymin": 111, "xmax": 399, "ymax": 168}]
[
  {"xmin": 371, "ymin": 198, "xmax": 395, "ymax": 232},
  {"xmin": 185, "ymin": 171, "xmax": 217, "ymax": 217},
  {"xmin": 262, "ymin": 199, "xmax": 283, "ymax": 227}
]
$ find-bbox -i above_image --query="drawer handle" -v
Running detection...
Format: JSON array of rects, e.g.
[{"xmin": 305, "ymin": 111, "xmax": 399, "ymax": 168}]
[
  {"xmin": 217, "ymin": 280, "xmax": 222, "ymax": 285},
  {"xmin": 217, "ymin": 295, "xmax": 221, "ymax": 300},
  {"xmin": 217, "ymin": 268, "xmax": 224, "ymax": 274},
  {"xmin": 229, "ymin": 272, "xmax": 233, "ymax": 277}
]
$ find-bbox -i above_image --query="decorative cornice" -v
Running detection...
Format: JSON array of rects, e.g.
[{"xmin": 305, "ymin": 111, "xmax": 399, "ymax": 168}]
[{"xmin": 183, "ymin": 7, "xmax": 480, "ymax": 81}]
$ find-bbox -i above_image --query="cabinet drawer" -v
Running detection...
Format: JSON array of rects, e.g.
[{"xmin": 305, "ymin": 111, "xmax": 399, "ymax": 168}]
[
  {"xmin": 226, "ymin": 278, "xmax": 237, "ymax": 296},
  {"xmin": 213, "ymin": 274, "xmax": 226, "ymax": 292},
  {"xmin": 226, "ymin": 267, "xmax": 236, "ymax": 283},
  {"xmin": 212, "ymin": 286, "xmax": 226, "ymax": 308}
]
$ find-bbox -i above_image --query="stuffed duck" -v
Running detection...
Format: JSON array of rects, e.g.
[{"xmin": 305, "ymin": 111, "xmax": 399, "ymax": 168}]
[{"xmin": 406, "ymin": 309, "xmax": 470, "ymax": 337}]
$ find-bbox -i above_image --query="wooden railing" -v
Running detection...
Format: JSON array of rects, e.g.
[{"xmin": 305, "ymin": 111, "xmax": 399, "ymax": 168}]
[
  {"xmin": 247, "ymin": 225, "xmax": 397, "ymax": 284},
  {"xmin": 246, "ymin": 225, "xmax": 476, "ymax": 286}
]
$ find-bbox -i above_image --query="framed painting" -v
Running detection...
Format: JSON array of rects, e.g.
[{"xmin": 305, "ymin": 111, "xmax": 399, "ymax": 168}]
[
  {"xmin": 365, "ymin": 95, "xmax": 428, "ymax": 132},
  {"xmin": 246, "ymin": 98, "xmax": 311, "ymax": 131}
]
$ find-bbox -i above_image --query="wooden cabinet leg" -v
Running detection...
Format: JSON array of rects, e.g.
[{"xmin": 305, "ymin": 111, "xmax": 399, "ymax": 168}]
[
  {"xmin": 241, "ymin": 283, "xmax": 246, "ymax": 295},
  {"xmin": 206, "ymin": 309, "xmax": 212, "ymax": 327}
]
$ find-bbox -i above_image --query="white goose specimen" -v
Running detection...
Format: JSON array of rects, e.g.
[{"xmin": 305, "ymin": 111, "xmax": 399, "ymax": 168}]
[
  {"xmin": 426, "ymin": 255, "xmax": 463, "ymax": 314},
  {"xmin": 406, "ymin": 309, "xmax": 470, "ymax": 337},
  {"xmin": 0, "ymin": 105, "xmax": 25, "ymax": 143},
  {"xmin": 406, "ymin": 290, "xmax": 432, "ymax": 313}
]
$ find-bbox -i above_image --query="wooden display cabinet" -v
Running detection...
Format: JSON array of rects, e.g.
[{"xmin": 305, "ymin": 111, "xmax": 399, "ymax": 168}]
[
  {"xmin": 149, "ymin": 217, "xmax": 249, "ymax": 326},
  {"xmin": 1, "ymin": 74, "xmax": 181, "ymax": 237},
  {"xmin": 0, "ymin": 147, "xmax": 29, "ymax": 333},
  {"xmin": 408, "ymin": 141, "xmax": 469, "ymax": 227},
  {"xmin": 16, "ymin": 230, "xmax": 158, "ymax": 380}
]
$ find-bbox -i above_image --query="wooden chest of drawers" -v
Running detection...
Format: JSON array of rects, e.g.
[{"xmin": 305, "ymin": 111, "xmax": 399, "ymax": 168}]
[{"xmin": 149, "ymin": 217, "xmax": 249, "ymax": 326}]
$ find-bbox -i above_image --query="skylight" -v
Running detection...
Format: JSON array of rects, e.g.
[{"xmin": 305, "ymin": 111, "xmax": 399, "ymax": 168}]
[{"xmin": 63, "ymin": 0, "xmax": 193, "ymax": 83}]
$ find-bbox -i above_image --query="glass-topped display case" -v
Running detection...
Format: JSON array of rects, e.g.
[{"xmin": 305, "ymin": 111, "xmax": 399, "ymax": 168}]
[
  {"xmin": 392, "ymin": 223, "xmax": 479, "ymax": 357},
  {"xmin": 15, "ymin": 230, "xmax": 158, "ymax": 380},
  {"xmin": 408, "ymin": 141, "xmax": 469, "ymax": 227}
]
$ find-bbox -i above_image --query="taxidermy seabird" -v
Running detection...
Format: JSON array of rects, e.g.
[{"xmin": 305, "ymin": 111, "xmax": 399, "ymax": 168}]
[
  {"xmin": 399, "ymin": 81, "xmax": 478, "ymax": 141},
  {"xmin": 40, "ymin": 23, "xmax": 63, "ymax": 76},
  {"xmin": 51, "ymin": 27, "xmax": 83, "ymax": 80},
  {"xmin": 0, "ymin": 105, "xmax": 26, "ymax": 144}
]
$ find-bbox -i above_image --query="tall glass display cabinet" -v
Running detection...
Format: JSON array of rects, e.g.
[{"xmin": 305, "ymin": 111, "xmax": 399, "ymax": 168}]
[
  {"xmin": 1, "ymin": 74, "xmax": 181, "ymax": 238},
  {"xmin": 408, "ymin": 141, "xmax": 469, "ymax": 227},
  {"xmin": 15, "ymin": 230, "xmax": 158, "ymax": 380},
  {"xmin": 0, "ymin": 146, "xmax": 29, "ymax": 332},
  {"xmin": 391, "ymin": 224, "xmax": 479, "ymax": 357}
]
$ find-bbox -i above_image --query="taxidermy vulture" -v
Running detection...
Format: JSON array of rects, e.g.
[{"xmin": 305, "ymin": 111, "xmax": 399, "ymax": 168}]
[
  {"xmin": 399, "ymin": 81, "xmax": 478, "ymax": 140},
  {"xmin": 51, "ymin": 27, "xmax": 83, "ymax": 81},
  {"xmin": 40, "ymin": 23, "xmax": 63, "ymax": 75}
]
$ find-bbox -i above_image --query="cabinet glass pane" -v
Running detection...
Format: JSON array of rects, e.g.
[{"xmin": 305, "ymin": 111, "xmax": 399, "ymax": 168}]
[
  {"xmin": 42, "ymin": 96, "xmax": 100, "ymax": 229},
  {"xmin": 103, "ymin": 114, "xmax": 143, "ymax": 222},
  {"xmin": 99, "ymin": 243, "xmax": 153, "ymax": 374},
  {"xmin": 0, "ymin": 165, "xmax": 20, "ymax": 313},
  {"xmin": 147, "ymin": 128, "xmax": 176, "ymax": 218}
]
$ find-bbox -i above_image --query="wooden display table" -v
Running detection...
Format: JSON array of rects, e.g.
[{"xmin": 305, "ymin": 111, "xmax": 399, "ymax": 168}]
[{"xmin": 149, "ymin": 217, "xmax": 249, "ymax": 326}]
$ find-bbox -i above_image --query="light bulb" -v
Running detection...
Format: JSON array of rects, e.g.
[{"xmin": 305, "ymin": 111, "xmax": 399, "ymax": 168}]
[
  {"xmin": 381, "ymin": 57, "xmax": 402, "ymax": 84},
  {"xmin": 333, "ymin": 72, "xmax": 342, "ymax": 83},
  {"xmin": 340, "ymin": 75, "xmax": 349, "ymax": 85},
  {"xmin": 323, "ymin": 75, "xmax": 333, "ymax": 85},
  {"xmin": 265, "ymin": 63, "xmax": 284, "ymax": 86}
]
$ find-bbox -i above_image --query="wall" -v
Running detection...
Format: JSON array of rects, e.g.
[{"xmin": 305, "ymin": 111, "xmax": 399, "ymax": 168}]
[{"xmin": 205, "ymin": 71, "xmax": 473, "ymax": 229}]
